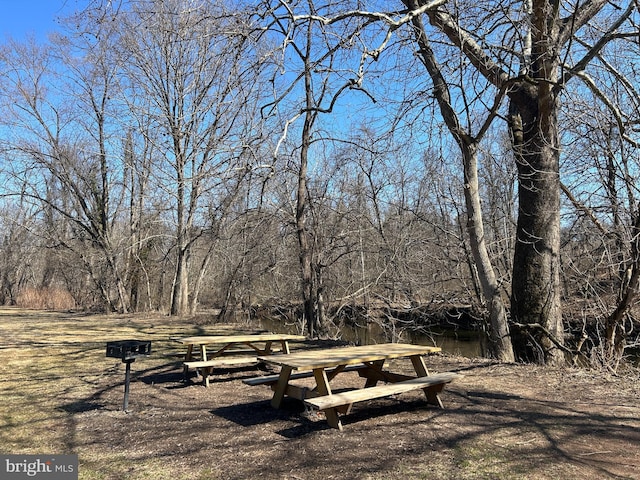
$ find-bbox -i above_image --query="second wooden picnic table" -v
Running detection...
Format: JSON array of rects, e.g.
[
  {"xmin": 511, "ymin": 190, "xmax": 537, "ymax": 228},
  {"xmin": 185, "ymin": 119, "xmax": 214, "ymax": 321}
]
[
  {"xmin": 175, "ymin": 333, "xmax": 306, "ymax": 387},
  {"xmin": 246, "ymin": 343, "xmax": 460, "ymax": 430}
]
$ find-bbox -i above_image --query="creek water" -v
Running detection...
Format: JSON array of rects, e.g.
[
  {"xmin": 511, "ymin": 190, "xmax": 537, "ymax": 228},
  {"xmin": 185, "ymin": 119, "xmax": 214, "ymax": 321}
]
[
  {"xmin": 260, "ymin": 317, "xmax": 640, "ymax": 364},
  {"xmin": 260, "ymin": 317, "xmax": 484, "ymax": 359}
]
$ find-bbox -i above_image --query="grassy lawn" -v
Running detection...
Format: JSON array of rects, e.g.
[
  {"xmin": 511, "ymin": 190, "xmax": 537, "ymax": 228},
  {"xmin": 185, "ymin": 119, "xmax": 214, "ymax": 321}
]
[{"xmin": 0, "ymin": 308, "xmax": 227, "ymax": 478}]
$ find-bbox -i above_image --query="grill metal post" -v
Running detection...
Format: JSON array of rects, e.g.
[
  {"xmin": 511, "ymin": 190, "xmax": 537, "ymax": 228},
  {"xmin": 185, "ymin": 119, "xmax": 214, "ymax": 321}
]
[
  {"xmin": 106, "ymin": 340, "xmax": 151, "ymax": 412},
  {"xmin": 123, "ymin": 358, "xmax": 134, "ymax": 411}
]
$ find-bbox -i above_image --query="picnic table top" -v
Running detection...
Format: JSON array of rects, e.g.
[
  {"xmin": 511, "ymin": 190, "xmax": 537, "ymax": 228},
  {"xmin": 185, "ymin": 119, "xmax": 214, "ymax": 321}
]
[
  {"xmin": 258, "ymin": 343, "xmax": 441, "ymax": 370},
  {"xmin": 175, "ymin": 333, "xmax": 306, "ymax": 345}
]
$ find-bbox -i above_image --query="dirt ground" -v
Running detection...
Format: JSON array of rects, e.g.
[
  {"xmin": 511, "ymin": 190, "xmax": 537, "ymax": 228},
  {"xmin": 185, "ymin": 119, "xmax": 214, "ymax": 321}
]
[{"xmin": 1, "ymin": 309, "xmax": 639, "ymax": 480}]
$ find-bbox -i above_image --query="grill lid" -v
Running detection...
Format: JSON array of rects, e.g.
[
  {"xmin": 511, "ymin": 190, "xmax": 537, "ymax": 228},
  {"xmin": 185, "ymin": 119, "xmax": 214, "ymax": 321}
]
[{"xmin": 106, "ymin": 340, "xmax": 152, "ymax": 360}]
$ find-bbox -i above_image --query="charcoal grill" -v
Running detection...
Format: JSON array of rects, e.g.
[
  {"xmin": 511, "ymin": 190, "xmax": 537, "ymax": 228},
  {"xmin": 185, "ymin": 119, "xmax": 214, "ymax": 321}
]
[{"xmin": 106, "ymin": 340, "xmax": 151, "ymax": 411}]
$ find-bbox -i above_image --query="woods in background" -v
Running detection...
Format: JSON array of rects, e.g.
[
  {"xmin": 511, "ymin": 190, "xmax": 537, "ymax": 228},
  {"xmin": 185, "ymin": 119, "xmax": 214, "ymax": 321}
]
[{"xmin": 0, "ymin": 0, "xmax": 639, "ymax": 370}]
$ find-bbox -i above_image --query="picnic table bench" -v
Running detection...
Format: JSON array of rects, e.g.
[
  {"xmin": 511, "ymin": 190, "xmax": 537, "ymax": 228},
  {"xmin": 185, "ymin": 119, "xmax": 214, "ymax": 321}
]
[
  {"xmin": 245, "ymin": 343, "xmax": 460, "ymax": 430},
  {"xmin": 303, "ymin": 372, "xmax": 459, "ymax": 411},
  {"xmin": 175, "ymin": 333, "xmax": 306, "ymax": 387}
]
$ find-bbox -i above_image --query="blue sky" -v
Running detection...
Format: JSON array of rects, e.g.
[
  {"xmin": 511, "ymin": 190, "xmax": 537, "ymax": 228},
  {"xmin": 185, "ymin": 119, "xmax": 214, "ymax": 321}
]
[{"xmin": 0, "ymin": 1, "xmax": 76, "ymax": 41}]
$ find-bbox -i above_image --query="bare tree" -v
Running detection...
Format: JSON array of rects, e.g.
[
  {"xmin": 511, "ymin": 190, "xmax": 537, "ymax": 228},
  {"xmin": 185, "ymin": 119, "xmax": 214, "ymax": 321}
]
[
  {"xmin": 396, "ymin": 0, "xmax": 639, "ymax": 363},
  {"xmin": 0, "ymin": 200, "xmax": 36, "ymax": 305},
  {"xmin": 261, "ymin": 0, "xmax": 638, "ymax": 364},
  {"xmin": 559, "ymin": 43, "xmax": 640, "ymax": 370},
  {"xmin": 115, "ymin": 0, "xmax": 264, "ymax": 315},
  {"xmin": 400, "ymin": 0, "xmax": 514, "ymax": 361},
  {"xmin": 264, "ymin": 1, "xmax": 374, "ymax": 336},
  {"xmin": 262, "ymin": 0, "xmax": 514, "ymax": 357},
  {"xmin": 0, "ymin": 29, "xmax": 132, "ymax": 312}
]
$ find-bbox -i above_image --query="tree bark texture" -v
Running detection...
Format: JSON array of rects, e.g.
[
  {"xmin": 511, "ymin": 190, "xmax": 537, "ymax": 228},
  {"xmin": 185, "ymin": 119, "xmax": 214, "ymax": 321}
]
[{"xmin": 508, "ymin": 84, "xmax": 564, "ymax": 364}]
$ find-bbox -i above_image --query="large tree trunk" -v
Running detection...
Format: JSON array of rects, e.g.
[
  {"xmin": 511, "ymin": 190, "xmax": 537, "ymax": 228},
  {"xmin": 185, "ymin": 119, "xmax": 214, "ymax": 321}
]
[
  {"xmin": 505, "ymin": 0, "xmax": 566, "ymax": 365},
  {"xmin": 508, "ymin": 85, "xmax": 564, "ymax": 365},
  {"xmin": 417, "ymin": 0, "xmax": 622, "ymax": 364},
  {"xmin": 170, "ymin": 149, "xmax": 190, "ymax": 317}
]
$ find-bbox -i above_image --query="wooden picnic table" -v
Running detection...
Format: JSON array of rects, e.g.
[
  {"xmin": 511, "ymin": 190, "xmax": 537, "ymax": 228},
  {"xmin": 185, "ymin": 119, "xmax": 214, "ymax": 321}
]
[
  {"xmin": 248, "ymin": 343, "xmax": 460, "ymax": 430},
  {"xmin": 175, "ymin": 333, "xmax": 306, "ymax": 387}
]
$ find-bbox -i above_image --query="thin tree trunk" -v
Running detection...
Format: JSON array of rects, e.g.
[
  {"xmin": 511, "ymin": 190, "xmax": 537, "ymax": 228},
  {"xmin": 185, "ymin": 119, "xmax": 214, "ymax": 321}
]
[
  {"xmin": 462, "ymin": 143, "xmax": 514, "ymax": 361},
  {"xmin": 406, "ymin": 3, "xmax": 514, "ymax": 361},
  {"xmin": 171, "ymin": 248, "xmax": 189, "ymax": 316},
  {"xmin": 604, "ymin": 204, "xmax": 640, "ymax": 369},
  {"xmin": 296, "ymin": 22, "xmax": 319, "ymax": 338},
  {"xmin": 297, "ymin": 119, "xmax": 316, "ymax": 337},
  {"xmin": 190, "ymin": 249, "xmax": 212, "ymax": 315}
]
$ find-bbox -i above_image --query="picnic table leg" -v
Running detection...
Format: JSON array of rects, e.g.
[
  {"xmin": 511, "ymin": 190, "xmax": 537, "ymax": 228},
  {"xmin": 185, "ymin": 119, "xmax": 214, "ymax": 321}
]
[
  {"xmin": 312, "ymin": 368, "xmax": 343, "ymax": 431},
  {"xmin": 183, "ymin": 344, "xmax": 194, "ymax": 382},
  {"xmin": 271, "ymin": 366, "xmax": 293, "ymax": 408},
  {"xmin": 410, "ymin": 355, "xmax": 443, "ymax": 408},
  {"xmin": 363, "ymin": 359, "xmax": 386, "ymax": 388},
  {"xmin": 280, "ymin": 340, "xmax": 291, "ymax": 354},
  {"xmin": 201, "ymin": 345, "xmax": 210, "ymax": 388}
]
